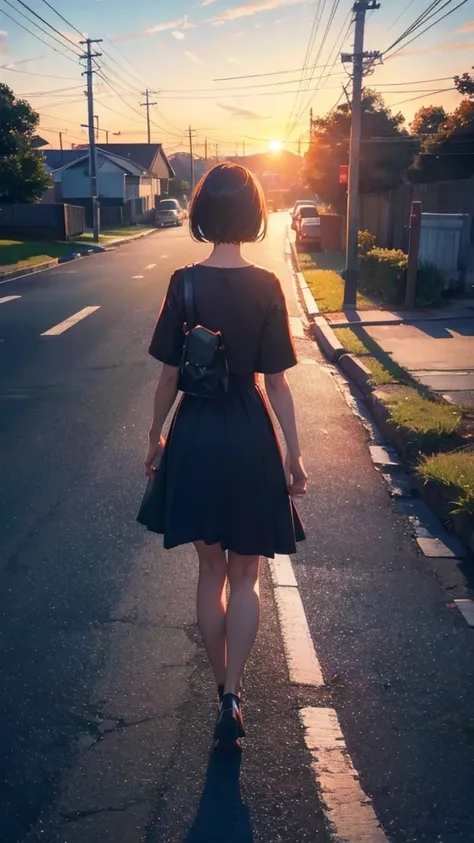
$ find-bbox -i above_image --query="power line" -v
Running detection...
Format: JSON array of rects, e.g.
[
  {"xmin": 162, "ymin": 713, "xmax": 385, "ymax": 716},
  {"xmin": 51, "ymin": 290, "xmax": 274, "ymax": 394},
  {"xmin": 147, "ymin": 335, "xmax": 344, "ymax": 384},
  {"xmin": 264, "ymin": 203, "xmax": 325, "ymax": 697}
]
[
  {"xmin": 387, "ymin": 0, "xmax": 416, "ymax": 30},
  {"xmin": 9, "ymin": 0, "xmax": 83, "ymax": 53},
  {"xmin": 384, "ymin": 0, "xmax": 468, "ymax": 59},
  {"xmin": 38, "ymin": 0, "xmax": 84, "ymax": 37},
  {"xmin": 214, "ymin": 61, "xmax": 349, "ymax": 82},
  {"xmin": 285, "ymin": 0, "xmax": 328, "ymax": 136},
  {"xmin": 387, "ymin": 86, "xmax": 456, "ymax": 107},
  {"xmin": 0, "ymin": 3, "xmax": 79, "ymax": 64},
  {"xmin": 1, "ymin": 64, "xmax": 77, "ymax": 78}
]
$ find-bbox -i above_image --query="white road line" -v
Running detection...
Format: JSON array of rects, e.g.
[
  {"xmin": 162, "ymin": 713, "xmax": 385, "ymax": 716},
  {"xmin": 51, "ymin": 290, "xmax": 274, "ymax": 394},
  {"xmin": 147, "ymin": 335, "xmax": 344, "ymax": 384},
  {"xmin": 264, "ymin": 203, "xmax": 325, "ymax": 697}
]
[
  {"xmin": 300, "ymin": 708, "xmax": 389, "ymax": 842},
  {"xmin": 132, "ymin": 275, "xmax": 144, "ymax": 279},
  {"xmin": 0, "ymin": 295, "xmax": 21, "ymax": 305},
  {"xmin": 160, "ymin": 254, "xmax": 168, "ymax": 259},
  {"xmin": 268, "ymin": 552, "xmax": 324, "ymax": 687},
  {"xmin": 41, "ymin": 306, "xmax": 100, "ymax": 336},
  {"xmin": 144, "ymin": 263, "xmax": 156, "ymax": 270},
  {"xmin": 454, "ymin": 598, "xmax": 474, "ymax": 626}
]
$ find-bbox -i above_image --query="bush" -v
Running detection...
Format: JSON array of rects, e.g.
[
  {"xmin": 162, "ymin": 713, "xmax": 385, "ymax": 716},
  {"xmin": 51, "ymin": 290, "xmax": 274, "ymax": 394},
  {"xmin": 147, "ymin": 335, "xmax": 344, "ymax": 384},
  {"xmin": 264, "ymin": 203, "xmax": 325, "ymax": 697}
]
[
  {"xmin": 358, "ymin": 229, "xmax": 377, "ymax": 257},
  {"xmin": 416, "ymin": 261, "xmax": 445, "ymax": 307},
  {"xmin": 359, "ymin": 247, "xmax": 408, "ymax": 304}
]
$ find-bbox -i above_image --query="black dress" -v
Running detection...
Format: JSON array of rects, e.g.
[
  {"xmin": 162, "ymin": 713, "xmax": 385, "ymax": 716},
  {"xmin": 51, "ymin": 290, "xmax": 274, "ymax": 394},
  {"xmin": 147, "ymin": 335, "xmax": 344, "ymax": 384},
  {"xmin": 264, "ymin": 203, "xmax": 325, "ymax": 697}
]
[{"xmin": 137, "ymin": 263, "xmax": 305, "ymax": 558}]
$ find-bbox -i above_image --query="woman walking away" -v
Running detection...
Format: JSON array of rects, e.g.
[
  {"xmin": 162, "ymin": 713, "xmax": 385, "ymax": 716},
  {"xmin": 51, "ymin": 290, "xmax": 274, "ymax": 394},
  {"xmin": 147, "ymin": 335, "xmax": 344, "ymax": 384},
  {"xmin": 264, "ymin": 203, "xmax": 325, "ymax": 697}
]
[{"xmin": 137, "ymin": 163, "xmax": 307, "ymax": 753}]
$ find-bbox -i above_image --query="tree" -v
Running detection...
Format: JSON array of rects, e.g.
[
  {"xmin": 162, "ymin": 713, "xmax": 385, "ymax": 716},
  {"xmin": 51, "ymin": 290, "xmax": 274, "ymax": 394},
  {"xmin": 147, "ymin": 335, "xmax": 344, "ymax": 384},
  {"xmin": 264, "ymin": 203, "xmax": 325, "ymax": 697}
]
[
  {"xmin": 454, "ymin": 67, "xmax": 474, "ymax": 99},
  {"xmin": 302, "ymin": 90, "xmax": 417, "ymax": 211},
  {"xmin": 410, "ymin": 99, "xmax": 474, "ymax": 182},
  {"xmin": 0, "ymin": 84, "xmax": 50, "ymax": 203},
  {"xmin": 410, "ymin": 105, "xmax": 447, "ymax": 137}
]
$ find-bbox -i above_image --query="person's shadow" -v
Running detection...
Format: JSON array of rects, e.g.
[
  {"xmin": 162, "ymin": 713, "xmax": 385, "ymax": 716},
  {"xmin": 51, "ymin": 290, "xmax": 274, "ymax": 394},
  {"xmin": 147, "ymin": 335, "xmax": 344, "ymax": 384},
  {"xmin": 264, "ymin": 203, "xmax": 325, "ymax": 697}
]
[{"xmin": 185, "ymin": 751, "xmax": 254, "ymax": 843}]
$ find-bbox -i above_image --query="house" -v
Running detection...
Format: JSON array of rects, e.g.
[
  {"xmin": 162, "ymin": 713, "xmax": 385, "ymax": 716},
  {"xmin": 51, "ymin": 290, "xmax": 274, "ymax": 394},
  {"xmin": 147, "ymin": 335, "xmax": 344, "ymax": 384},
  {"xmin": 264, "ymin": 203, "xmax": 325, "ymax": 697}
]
[
  {"xmin": 49, "ymin": 146, "xmax": 174, "ymax": 226},
  {"xmin": 71, "ymin": 143, "xmax": 174, "ymax": 194}
]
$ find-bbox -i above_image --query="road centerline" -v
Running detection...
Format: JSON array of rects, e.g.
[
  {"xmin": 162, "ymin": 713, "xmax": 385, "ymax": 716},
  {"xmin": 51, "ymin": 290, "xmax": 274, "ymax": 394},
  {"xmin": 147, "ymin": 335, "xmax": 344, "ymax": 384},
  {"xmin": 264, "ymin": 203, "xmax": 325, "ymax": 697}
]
[
  {"xmin": 0, "ymin": 296, "xmax": 21, "ymax": 305},
  {"xmin": 41, "ymin": 306, "xmax": 101, "ymax": 337}
]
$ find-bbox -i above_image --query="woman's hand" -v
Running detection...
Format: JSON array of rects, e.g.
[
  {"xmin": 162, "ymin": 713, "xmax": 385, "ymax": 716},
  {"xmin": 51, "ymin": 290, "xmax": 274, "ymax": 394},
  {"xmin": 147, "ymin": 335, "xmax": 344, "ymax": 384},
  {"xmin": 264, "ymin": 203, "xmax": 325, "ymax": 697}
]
[
  {"xmin": 144, "ymin": 435, "xmax": 166, "ymax": 479},
  {"xmin": 288, "ymin": 455, "xmax": 308, "ymax": 497}
]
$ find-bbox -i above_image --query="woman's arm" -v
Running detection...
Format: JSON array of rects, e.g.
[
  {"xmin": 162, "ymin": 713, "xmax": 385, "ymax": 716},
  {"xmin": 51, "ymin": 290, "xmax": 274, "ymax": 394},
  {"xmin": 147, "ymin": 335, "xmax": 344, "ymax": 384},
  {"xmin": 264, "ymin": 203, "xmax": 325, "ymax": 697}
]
[
  {"xmin": 144, "ymin": 364, "xmax": 179, "ymax": 477},
  {"xmin": 264, "ymin": 371, "xmax": 307, "ymax": 495}
]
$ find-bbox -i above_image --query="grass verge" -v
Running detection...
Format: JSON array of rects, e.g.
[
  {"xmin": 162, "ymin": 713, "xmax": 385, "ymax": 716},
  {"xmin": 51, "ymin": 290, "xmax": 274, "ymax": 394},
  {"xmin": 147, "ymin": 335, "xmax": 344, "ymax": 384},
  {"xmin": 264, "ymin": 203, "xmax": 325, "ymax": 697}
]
[
  {"xmin": 418, "ymin": 450, "xmax": 474, "ymax": 517},
  {"xmin": 333, "ymin": 326, "xmax": 405, "ymax": 386},
  {"xmin": 0, "ymin": 238, "xmax": 85, "ymax": 272},
  {"xmin": 76, "ymin": 225, "xmax": 152, "ymax": 243},
  {"xmin": 380, "ymin": 387, "xmax": 462, "ymax": 450},
  {"xmin": 299, "ymin": 251, "xmax": 375, "ymax": 313}
]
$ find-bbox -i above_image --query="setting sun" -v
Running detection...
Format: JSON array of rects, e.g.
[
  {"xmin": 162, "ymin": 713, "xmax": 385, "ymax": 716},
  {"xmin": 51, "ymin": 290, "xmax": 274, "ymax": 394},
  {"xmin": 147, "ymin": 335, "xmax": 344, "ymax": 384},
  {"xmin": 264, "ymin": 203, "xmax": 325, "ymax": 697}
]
[{"xmin": 268, "ymin": 140, "xmax": 282, "ymax": 153}]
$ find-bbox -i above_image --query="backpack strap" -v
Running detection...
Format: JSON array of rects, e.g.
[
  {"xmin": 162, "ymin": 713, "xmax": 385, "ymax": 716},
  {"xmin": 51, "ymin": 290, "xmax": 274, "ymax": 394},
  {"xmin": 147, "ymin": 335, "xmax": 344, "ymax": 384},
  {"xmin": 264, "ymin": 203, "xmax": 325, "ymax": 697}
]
[{"xmin": 183, "ymin": 265, "xmax": 195, "ymax": 332}]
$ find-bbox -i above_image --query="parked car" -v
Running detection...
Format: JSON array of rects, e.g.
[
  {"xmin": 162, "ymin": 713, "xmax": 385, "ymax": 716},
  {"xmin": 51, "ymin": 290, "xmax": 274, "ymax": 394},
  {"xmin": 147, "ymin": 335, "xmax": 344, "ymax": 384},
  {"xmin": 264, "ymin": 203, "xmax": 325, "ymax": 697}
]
[
  {"xmin": 291, "ymin": 199, "xmax": 317, "ymax": 230},
  {"xmin": 294, "ymin": 205, "xmax": 321, "ymax": 246},
  {"xmin": 156, "ymin": 198, "xmax": 185, "ymax": 228}
]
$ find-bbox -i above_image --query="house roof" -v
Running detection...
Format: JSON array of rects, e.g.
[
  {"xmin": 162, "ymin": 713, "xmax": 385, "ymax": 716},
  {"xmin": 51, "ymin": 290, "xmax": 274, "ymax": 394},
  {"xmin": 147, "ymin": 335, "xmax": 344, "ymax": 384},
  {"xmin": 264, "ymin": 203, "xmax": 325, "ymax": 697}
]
[
  {"xmin": 52, "ymin": 148, "xmax": 154, "ymax": 177},
  {"xmin": 43, "ymin": 149, "xmax": 86, "ymax": 172},
  {"xmin": 74, "ymin": 143, "xmax": 175, "ymax": 178}
]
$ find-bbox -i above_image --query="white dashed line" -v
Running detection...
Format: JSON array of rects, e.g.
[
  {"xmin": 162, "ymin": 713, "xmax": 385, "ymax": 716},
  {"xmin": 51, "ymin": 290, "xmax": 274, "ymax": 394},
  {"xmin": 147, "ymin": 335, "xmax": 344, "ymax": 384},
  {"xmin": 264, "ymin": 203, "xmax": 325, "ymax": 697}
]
[
  {"xmin": 0, "ymin": 295, "xmax": 21, "ymax": 305},
  {"xmin": 132, "ymin": 275, "xmax": 144, "ymax": 279},
  {"xmin": 41, "ymin": 306, "xmax": 100, "ymax": 336},
  {"xmin": 160, "ymin": 255, "xmax": 168, "ymax": 259},
  {"xmin": 144, "ymin": 263, "xmax": 156, "ymax": 270},
  {"xmin": 268, "ymin": 554, "xmax": 324, "ymax": 687},
  {"xmin": 300, "ymin": 707, "xmax": 389, "ymax": 842},
  {"xmin": 454, "ymin": 599, "xmax": 474, "ymax": 626}
]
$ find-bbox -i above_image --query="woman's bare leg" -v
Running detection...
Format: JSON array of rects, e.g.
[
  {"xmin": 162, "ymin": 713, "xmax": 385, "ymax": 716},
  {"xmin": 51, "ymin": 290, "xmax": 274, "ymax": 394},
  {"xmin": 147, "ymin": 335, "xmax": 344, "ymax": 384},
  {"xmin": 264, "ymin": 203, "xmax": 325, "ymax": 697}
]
[
  {"xmin": 225, "ymin": 553, "xmax": 260, "ymax": 696},
  {"xmin": 194, "ymin": 541, "xmax": 228, "ymax": 687}
]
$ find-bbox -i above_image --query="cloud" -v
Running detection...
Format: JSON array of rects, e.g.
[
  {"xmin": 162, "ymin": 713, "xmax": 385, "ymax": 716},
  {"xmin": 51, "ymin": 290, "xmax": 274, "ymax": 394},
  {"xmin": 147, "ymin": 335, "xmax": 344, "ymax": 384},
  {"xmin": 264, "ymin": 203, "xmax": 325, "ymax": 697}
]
[
  {"xmin": 217, "ymin": 102, "xmax": 268, "ymax": 119},
  {"xmin": 227, "ymin": 55, "xmax": 244, "ymax": 65},
  {"xmin": 0, "ymin": 30, "xmax": 7, "ymax": 55},
  {"xmin": 172, "ymin": 30, "xmax": 186, "ymax": 40},
  {"xmin": 392, "ymin": 38, "xmax": 474, "ymax": 58},
  {"xmin": 185, "ymin": 50, "xmax": 204, "ymax": 63},
  {"xmin": 147, "ymin": 16, "xmax": 187, "ymax": 34},
  {"xmin": 199, "ymin": 0, "xmax": 218, "ymax": 5},
  {"xmin": 114, "ymin": 15, "xmax": 195, "ymax": 41},
  {"xmin": 208, "ymin": 0, "xmax": 303, "ymax": 23},
  {"xmin": 459, "ymin": 21, "xmax": 474, "ymax": 34}
]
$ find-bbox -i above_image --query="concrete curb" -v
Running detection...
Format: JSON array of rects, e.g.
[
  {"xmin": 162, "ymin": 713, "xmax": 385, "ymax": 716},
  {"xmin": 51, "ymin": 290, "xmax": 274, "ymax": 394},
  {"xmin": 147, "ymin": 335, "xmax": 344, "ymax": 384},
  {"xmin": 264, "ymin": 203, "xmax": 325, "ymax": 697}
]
[
  {"xmin": 339, "ymin": 353, "xmax": 372, "ymax": 396},
  {"xmin": 0, "ymin": 258, "xmax": 59, "ymax": 283},
  {"xmin": 104, "ymin": 227, "xmax": 160, "ymax": 248},
  {"xmin": 312, "ymin": 317, "xmax": 344, "ymax": 362}
]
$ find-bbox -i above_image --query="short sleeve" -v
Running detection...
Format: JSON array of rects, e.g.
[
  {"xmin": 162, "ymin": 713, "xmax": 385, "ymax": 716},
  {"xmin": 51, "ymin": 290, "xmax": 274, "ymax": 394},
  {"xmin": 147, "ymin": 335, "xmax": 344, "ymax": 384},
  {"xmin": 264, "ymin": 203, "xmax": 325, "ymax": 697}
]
[
  {"xmin": 148, "ymin": 271, "xmax": 183, "ymax": 366},
  {"xmin": 257, "ymin": 276, "xmax": 297, "ymax": 374}
]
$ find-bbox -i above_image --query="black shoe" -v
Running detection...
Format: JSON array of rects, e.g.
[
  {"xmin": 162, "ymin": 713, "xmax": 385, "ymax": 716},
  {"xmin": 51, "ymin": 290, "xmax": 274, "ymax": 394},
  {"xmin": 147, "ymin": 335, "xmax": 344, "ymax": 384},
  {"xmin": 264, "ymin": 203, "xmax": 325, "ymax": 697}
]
[{"xmin": 214, "ymin": 693, "xmax": 245, "ymax": 754}]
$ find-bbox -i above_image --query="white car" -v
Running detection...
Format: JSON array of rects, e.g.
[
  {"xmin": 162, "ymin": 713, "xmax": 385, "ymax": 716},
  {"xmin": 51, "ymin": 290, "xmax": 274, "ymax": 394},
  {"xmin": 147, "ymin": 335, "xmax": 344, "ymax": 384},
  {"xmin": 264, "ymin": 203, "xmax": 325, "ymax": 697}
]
[{"xmin": 291, "ymin": 199, "xmax": 317, "ymax": 230}]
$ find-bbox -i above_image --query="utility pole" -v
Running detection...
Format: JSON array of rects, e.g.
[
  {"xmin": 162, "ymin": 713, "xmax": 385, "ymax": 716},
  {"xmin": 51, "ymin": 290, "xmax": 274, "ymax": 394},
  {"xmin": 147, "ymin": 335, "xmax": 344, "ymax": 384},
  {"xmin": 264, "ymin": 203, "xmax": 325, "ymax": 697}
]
[
  {"xmin": 297, "ymin": 138, "xmax": 301, "ymax": 157},
  {"xmin": 80, "ymin": 37, "xmax": 102, "ymax": 244},
  {"xmin": 188, "ymin": 126, "xmax": 196, "ymax": 192},
  {"xmin": 243, "ymin": 139, "xmax": 246, "ymax": 157},
  {"xmin": 215, "ymin": 144, "xmax": 219, "ymax": 164},
  {"xmin": 141, "ymin": 89, "xmax": 157, "ymax": 144},
  {"xmin": 342, "ymin": 1, "xmax": 380, "ymax": 308},
  {"xmin": 204, "ymin": 137, "xmax": 208, "ymax": 165},
  {"xmin": 59, "ymin": 131, "xmax": 64, "ymax": 166},
  {"xmin": 309, "ymin": 107, "xmax": 313, "ymax": 142},
  {"xmin": 94, "ymin": 114, "xmax": 99, "ymax": 141}
]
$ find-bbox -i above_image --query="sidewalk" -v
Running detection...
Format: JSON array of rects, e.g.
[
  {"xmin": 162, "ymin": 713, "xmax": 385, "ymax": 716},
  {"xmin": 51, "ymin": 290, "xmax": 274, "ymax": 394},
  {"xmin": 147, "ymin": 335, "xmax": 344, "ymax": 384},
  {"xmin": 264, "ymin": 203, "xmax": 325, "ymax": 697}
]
[{"xmin": 327, "ymin": 300, "xmax": 474, "ymax": 407}]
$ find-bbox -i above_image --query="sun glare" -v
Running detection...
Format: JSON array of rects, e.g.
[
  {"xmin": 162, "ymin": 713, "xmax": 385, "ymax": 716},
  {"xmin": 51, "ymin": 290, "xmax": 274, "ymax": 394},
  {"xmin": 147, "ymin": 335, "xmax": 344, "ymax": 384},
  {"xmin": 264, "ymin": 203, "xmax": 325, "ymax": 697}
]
[{"xmin": 268, "ymin": 140, "xmax": 282, "ymax": 152}]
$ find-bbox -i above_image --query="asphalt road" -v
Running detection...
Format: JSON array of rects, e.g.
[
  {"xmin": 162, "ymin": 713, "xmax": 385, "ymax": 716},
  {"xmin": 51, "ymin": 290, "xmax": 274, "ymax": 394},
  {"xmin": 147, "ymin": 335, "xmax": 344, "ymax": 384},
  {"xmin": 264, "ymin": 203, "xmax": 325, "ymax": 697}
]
[{"xmin": 1, "ymin": 215, "xmax": 474, "ymax": 843}]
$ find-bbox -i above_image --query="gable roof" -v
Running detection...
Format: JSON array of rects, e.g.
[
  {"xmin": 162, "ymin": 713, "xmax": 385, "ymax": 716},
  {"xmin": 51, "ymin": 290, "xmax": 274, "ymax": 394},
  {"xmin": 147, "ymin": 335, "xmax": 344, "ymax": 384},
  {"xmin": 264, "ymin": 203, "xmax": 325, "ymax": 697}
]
[
  {"xmin": 43, "ymin": 148, "xmax": 86, "ymax": 172},
  {"xmin": 77, "ymin": 143, "xmax": 175, "ymax": 178},
  {"xmin": 52, "ymin": 148, "xmax": 156, "ymax": 177}
]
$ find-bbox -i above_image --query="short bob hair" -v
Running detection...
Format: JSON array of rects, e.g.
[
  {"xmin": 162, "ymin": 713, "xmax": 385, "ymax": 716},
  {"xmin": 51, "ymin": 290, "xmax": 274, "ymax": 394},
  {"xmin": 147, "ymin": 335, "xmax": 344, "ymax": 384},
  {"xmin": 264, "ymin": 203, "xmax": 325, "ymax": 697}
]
[{"xmin": 189, "ymin": 162, "xmax": 267, "ymax": 244}]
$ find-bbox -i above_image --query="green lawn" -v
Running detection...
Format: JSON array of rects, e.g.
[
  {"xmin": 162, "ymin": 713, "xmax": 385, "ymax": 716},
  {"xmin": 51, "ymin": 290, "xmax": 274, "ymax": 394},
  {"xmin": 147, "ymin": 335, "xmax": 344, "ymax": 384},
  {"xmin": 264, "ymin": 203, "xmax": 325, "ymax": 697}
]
[
  {"xmin": 333, "ymin": 327, "xmax": 402, "ymax": 386},
  {"xmin": 380, "ymin": 387, "xmax": 462, "ymax": 453},
  {"xmin": 0, "ymin": 238, "xmax": 86, "ymax": 272},
  {"xmin": 299, "ymin": 251, "xmax": 376, "ymax": 313},
  {"xmin": 418, "ymin": 450, "xmax": 474, "ymax": 517},
  {"xmin": 76, "ymin": 225, "xmax": 152, "ymax": 243}
]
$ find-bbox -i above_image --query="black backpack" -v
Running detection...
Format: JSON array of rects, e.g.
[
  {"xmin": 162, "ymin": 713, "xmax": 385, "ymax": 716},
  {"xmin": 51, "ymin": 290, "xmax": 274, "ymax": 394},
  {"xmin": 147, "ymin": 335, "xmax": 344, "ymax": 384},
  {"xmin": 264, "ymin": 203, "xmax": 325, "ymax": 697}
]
[{"xmin": 178, "ymin": 267, "xmax": 229, "ymax": 398}]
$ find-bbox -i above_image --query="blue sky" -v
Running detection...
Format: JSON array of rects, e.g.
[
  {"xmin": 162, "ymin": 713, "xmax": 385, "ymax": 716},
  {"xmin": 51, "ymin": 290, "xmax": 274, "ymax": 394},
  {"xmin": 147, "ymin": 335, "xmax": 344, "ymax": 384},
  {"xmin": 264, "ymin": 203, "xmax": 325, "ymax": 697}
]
[{"xmin": 0, "ymin": 0, "xmax": 472, "ymax": 155}]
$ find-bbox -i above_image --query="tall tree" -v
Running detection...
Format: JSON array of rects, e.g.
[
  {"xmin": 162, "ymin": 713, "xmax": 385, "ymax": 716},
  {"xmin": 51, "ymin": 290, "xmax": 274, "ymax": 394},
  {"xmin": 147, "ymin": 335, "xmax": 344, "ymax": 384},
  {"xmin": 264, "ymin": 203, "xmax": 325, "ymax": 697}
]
[
  {"xmin": 410, "ymin": 105, "xmax": 447, "ymax": 137},
  {"xmin": 303, "ymin": 90, "xmax": 416, "ymax": 211},
  {"xmin": 454, "ymin": 67, "xmax": 474, "ymax": 99},
  {"xmin": 0, "ymin": 84, "xmax": 50, "ymax": 203},
  {"xmin": 410, "ymin": 99, "xmax": 474, "ymax": 182}
]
